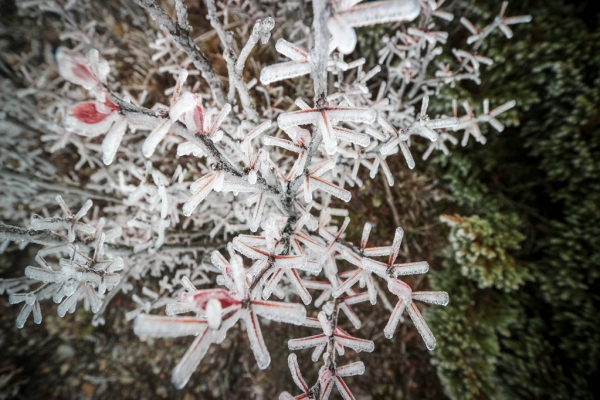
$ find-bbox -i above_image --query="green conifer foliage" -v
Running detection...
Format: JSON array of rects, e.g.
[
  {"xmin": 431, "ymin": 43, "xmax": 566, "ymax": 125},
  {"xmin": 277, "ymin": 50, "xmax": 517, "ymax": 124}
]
[
  {"xmin": 427, "ymin": 213, "xmax": 528, "ymax": 399},
  {"xmin": 428, "ymin": 1, "xmax": 600, "ymax": 398},
  {"xmin": 443, "ymin": 214, "xmax": 530, "ymax": 291}
]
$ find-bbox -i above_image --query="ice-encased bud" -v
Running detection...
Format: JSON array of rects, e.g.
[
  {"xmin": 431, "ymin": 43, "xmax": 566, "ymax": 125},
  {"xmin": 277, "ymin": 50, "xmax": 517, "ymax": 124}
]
[
  {"xmin": 328, "ymin": 15, "xmax": 357, "ymax": 54},
  {"xmin": 170, "ymin": 91, "xmax": 196, "ymax": 121},
  {"xmin": 206, "ymin": 297, "xmax": 222, "ymax": 329}
]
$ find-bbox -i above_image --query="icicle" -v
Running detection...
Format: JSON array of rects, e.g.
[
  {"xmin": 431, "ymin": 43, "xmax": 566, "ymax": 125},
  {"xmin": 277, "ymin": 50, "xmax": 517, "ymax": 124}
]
[
  {"xmin": 337, "ymin": 0, "xmax": 421, "ymax": 28},
  {"xmin": 336, "ymin": 361, "xmax": 365, "ymax": 377},
  {"xmin": 333, "ymin": 126, "xmax": 370, "ymax": 147},
  {"xmin": 171, "ymin": 329, "xmax": 212, "ymax": 389},
  {"xmin": 383, "ymin": 299, "xmax": 406, "ymax": 339},
  {"xmin": 275, "ymin": 39, "xmax": 308, "ymax": 61},
  {"xmin": 309, "ymin": 176, "xmax": 352, "ymax": 202},
  {"xmin": 252, "ymin": 300, "xmax": 306, "ymax": 324}
]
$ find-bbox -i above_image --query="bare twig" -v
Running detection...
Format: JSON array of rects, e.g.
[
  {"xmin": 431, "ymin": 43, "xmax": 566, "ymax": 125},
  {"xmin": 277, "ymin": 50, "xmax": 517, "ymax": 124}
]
[{"xmin": 381, "ymin": 173, "xmax": 402, "ymax": 228}]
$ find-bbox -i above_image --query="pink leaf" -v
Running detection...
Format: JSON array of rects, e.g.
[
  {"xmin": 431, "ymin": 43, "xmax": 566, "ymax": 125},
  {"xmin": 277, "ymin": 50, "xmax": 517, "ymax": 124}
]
[
  {"xmin": 184, "ymin": 103, "xmax": 205, "ymax": 135},
  {"xmin": 192, "ymin": 289, "xmax": 242, "ymax": 311},
  {"xmin": 64, "ymin": 101, "xmax": 118, "ymax": 137},
  {"xmin": 56, "ymin": 47, "xmax": 99, "ymax": 89}
]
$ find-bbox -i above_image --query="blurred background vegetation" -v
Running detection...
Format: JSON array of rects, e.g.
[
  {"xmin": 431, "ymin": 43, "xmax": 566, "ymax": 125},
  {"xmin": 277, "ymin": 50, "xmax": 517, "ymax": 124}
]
[{"xmin": 423, "ymin": 0, "xmax": 600, "ymax": 398}]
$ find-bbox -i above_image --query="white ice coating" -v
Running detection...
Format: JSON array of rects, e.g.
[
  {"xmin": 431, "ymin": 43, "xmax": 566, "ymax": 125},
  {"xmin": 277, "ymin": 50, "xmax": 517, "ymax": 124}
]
[
  {"xmin": 260, "ymin": 61, "xmax": 312, "ymax": 85},
  {"xmin": 102, "ymin": 115, "xmax": 128, "ymax": 165},
  {"xmin": 412, "ymin": 291, "xmax": 450, "ymax": 306},
  {"xmin": 337, "ymin": 0, "xmax": 420, "ymax": 28},
  {"xmin": 242, "ymin": 310, "xmax": 271, "ymax": 369},
  {"xmin": 252, "ymin": 300, "xmax": 306, "ymax": 324},
  {"xmin": 169, "ymin": 91, "xmax": 196, "ymax": 121},
  {"xmin": 206, "ymin": 297, "xmax": 223, "ymax": 329},
  {"xmin": 335, "ymin": 361, "xmax": 365, "ymax": 377},
  {"xmin": 309, "ymin": 176, "xmax": 352, "ymax": 202},
  {"xmin": 183, "ymin": 173, "xmax": 217, "ymax": 216}
]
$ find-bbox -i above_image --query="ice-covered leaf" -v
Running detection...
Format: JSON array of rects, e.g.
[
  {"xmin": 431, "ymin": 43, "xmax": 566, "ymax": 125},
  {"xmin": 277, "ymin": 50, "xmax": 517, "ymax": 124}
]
[{"xmin": 65, "ymin": 101, "xmax": 118, "ymax": 136}]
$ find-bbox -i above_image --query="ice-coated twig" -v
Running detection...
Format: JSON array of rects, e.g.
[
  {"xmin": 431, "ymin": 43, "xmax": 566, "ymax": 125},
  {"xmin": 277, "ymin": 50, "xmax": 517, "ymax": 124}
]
[
  {"xmin": 174, "ymin": 0, "xmax": 189, "ymax": 29},
  {"xmin": 383, "ymin": 278, "xmax": 448, "ymax": 350},
  {"xmin": 260, "ymin": 39, "xmax": 312, "ymax": 85},
  {"xmin": 311, "ymin": 0, "xmax": 330, "ymax": 103},
  {"xmin": 422, "ymin": 132, "xmax": 458, "ymax": 160},
  {"xmin": 0, "ymin": 223, "xmax": 65, "ymax": 247},
  {"xmin": 379, "ymin": 94, "xmax": 458, "ymax": 168},
  {"xmin": 135, "ymin": 255, "xmax": 307, "ymax": 384},
  {"xmin": 453, "ymin": 98, "xmax": 515, "ymax": 146},
  {"xmin": 108, "ymin": 91, "xmax": 293, "ymax": 217},
  {"xmin": 134, "ymin": 0, "xmax": 225, "ymax": 104},
  {"xmin": 7, "ymin": 199, "xmax": 124, "ymax": 328},
  {"xmin": 357, "ymin": 227, "xmax": 429, "ymax": 280},
  {"xmin": 460, "ymin": 2, "xmax": 532, "ymax": 47},
  {"xmin": 28, "ymin": 195, "xmax": 95, "ymax": 243},
  {"xmin": 236, "ymin": 18, "xmax": 275, "ymax": 73},
  {"xmin": 278, "ymin": 102, "xmax": 377, "ymax": 155},
  {"xmin": 279, "ymin": 352, "xmax": 365, "ymax": 400}
]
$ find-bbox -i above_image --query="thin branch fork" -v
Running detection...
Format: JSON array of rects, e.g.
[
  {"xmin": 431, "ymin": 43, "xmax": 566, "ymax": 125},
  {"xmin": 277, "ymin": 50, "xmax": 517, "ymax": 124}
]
[
  {"xmin": 107, "ymin": 89, "xmax": 302, "ymax": 219},
  {"xmin": 0, "ymin": 223, "xmax": 132, "ymax": 257},
  {"xmin": 134, "ymin": 0, "xmax": 226, "ymax": 105},
  {"xmin": 204, "ymin": 0, "xmax": 267, "ymax": 122}
]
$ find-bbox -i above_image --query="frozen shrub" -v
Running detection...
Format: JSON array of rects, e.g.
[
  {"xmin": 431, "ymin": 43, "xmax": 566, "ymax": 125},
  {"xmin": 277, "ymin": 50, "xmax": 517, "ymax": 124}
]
[{"xmin": 0, "ymin": 0, "xmax": 530, "ymax": 396}]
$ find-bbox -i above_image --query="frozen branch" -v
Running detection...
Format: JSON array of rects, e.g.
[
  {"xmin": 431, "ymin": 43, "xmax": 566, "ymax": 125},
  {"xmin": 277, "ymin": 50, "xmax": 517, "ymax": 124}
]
[
  {"xmin": 134, "ymin": 0, "xmax": 225, "ymax": 105},
  {"xmin": 0, "ymin": 223, "xmax": 64, "ymax": 247},
  {"xmin": 310, "ymin": 0, "xmax": 330, "ymax": 105}
]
